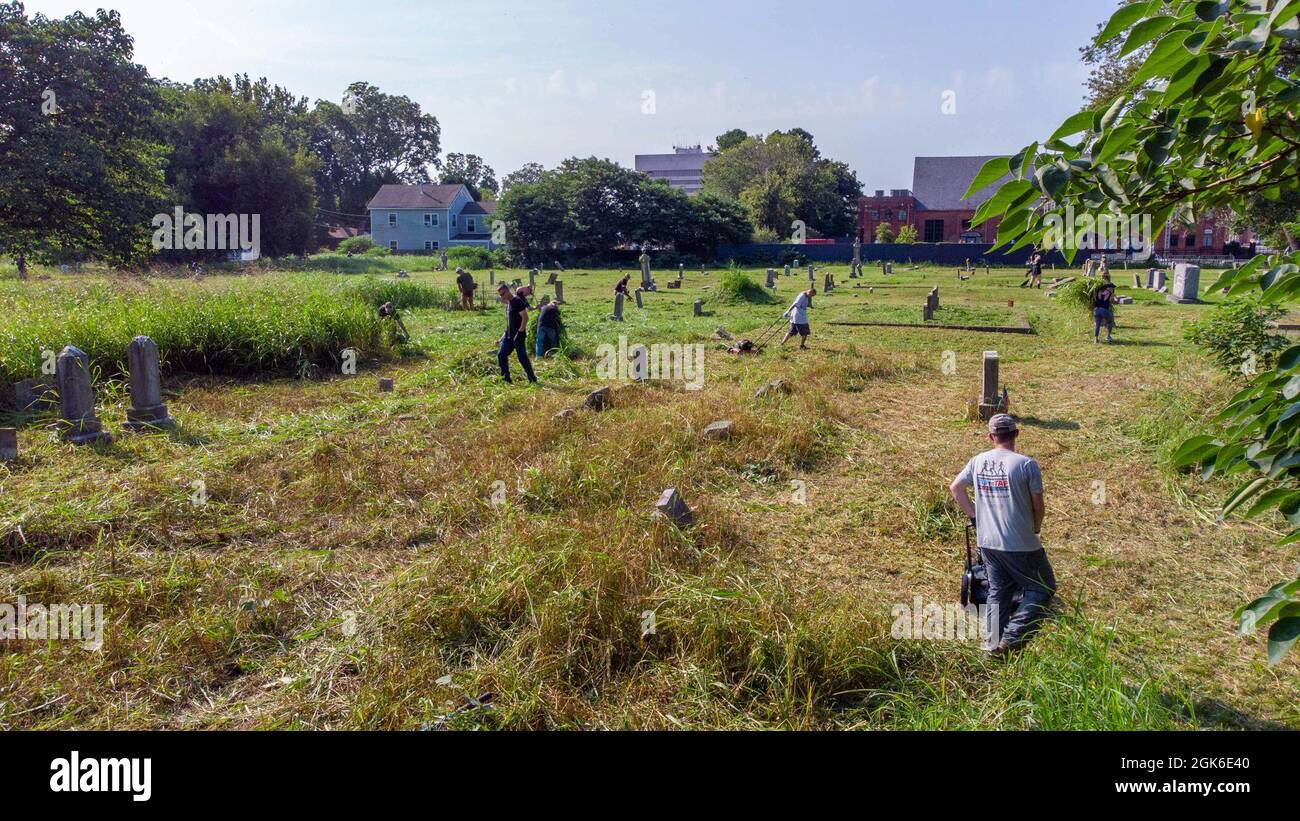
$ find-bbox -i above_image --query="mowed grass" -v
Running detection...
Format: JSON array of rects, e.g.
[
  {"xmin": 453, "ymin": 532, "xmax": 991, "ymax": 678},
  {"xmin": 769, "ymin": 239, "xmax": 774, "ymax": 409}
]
[{"xmin": 0, "ymin": 257, "xmax": 1296, "ymax": 729}]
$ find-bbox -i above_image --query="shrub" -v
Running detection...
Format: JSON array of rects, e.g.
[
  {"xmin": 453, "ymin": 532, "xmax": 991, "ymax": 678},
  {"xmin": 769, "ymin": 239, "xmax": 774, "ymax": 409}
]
[
  {"xmin": 1184, "ymin": 296, "xmax": 1289, "ymax": 378},
  {"xmin": 711, "ymin": 266, "xmax": 776, "ymax": 304},
  {"xmin": 445, "ymin": 246, "xmax": 495, "ymax": 270},
  {"xmin": 895, "ymin": 225, "xmax": 918, "ymax": 244},
  {"xmin": 337, "ymin": 236, "xmax": 377, "ymax": 255}
]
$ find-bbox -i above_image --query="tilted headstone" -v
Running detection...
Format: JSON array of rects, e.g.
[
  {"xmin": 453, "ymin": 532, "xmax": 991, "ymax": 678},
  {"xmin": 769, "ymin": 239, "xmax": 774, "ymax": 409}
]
[
  {"xmin": 56, "ymin": 345, "xmax": 110, "ymax": 445},
  {"xmin": 585, "ymin": 386, "xmax": 612, "ymax": 411},
  {"xmin": 635, "ymin": 289, "xmax": 644, "ymax": 309},
  {"xmin": 554, "ymin": 280, "xmax": 564, "ymax": 303},
  {"xmin": 124, "ymin": 335, "xmax": 173, "ymax": 431},
  {"xmin": 547, "ymin": 271, "xmax": 557, "ymax": 285},
  {"xmin": 979, "ymin": 351, "xmax": 1002, "ymax": 421},
  {"xmin": 693, "ymin": 299, "xmax": 704, "ymax": 317},
  {"xmin": 1133, "ymin": 272, "xmax": 1142, "ymax": 289},
  {"xmin": 1169, "ymin": 263, "xmax": 1202, "ymax": 304},
  {"xmin": 0, "ymin": 428, "xmax": 16, "ymax": 463},
  {"xmin": 612, "ymin": 292, "xmax": 625, "ymax": 321},
  {"xmin": 655, "ymin": 488, "xmax": 693, "ymax": 527}
]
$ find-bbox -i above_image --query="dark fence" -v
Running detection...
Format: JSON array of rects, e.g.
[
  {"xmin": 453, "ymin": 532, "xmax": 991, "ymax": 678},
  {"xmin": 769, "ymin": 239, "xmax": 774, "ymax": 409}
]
[{"xmin": 713, "ymin": 243, "xmax": 1070, "ymax": 267}]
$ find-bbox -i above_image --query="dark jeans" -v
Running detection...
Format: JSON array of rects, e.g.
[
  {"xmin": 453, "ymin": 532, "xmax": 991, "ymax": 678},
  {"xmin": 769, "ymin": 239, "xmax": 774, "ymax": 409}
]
[
  {"xmin": 980, "ymin": 548, "xmax": 1056, "ymax": 650},
  {"xmin": 535, "ymin": 325, "xmax": 559, "ymax": 358},
  {"xmin": 1094, "ymin": 307, "xmax": 1114, "ymax": 339},
  {"xmin": 498, "ymin": 332, "xmax": 536, "ymax": 383}
]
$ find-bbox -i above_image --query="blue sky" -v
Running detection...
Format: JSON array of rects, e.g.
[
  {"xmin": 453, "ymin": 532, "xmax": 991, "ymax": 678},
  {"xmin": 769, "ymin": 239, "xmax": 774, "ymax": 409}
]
[{"xmin": 29, "ymin": 0, "xmax": 1120, "ymax": 191}]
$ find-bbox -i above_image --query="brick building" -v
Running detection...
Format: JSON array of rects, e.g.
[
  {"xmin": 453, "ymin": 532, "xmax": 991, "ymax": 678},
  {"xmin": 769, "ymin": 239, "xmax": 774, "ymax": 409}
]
[
  {"xmin": 858, "ymin": 155, "xmax": 1254, "ymax": 256},
  {"xmin": 857, "ymin": 156, "xmax": 1009, "ymax": 245}
]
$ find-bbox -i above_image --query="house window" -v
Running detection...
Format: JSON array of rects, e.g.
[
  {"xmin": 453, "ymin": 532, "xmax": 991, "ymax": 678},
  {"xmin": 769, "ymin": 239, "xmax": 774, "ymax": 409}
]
[
  {"xmin": 1203, "ymin": 229, "xmax": 1214, "ymax": 247},
  {"xmin": 467, "ymin": 218, "xmax": 476, "ymax": 233},
  {"xmin": 899, "ymin": 210, "xmax": 908, "ymax": 221},
  {"xmin": 389, "ymin": 240, "xmax": 398, "ymax": 251},
  {"xmin": 923, "ymin": 220, "xmax": 945, "ymax": 243},
  {"xmin": 871, "ymin": 210, "xmax": 879, "ymax": 220},
  {"xmin": 388, "ymin": 213, "xmax": 397, "ymax": 227},
  {"xmin": 424, "ymin": 241, "xmax": 433, "ymax": 251}
]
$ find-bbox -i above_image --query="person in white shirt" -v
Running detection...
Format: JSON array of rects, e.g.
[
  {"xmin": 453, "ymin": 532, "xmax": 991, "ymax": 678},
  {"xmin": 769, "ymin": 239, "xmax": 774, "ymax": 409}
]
[{"xmin": 780, "ymin": 288, "xmax": 817, "ymax": 349}]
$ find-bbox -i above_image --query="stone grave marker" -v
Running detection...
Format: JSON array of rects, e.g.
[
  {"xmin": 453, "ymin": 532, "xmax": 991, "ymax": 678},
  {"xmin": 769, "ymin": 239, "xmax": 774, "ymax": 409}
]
[
  {"xmin": 124, "ymin": 335, "xmax": 174, "ymax": 431},
  {"xmin": 379, "ymin": 377, "xmax": 395, "ymax": 392},
  {"xmin": 655, "ymin": 488, "xmax": 693, "ymax": 527},
  {"xmin": 693, "ymin": 300, "xmax": 704, "ymax": 317},
  {"xmin": 639, "ymin": 250, "xmax": 653, "ymax": 290},
  {"xmin": 612, "ymin": 292, "xmax": 625, "ymax": 321},
  {"xmin": 0, "ymin": 428, "xmax": 16, "ymax": 463},
  {"xmin": 978, "ymin": 351, "xmax": 1003, "ymax": 421},
  {"xmin": 14, "ymin": 377, "xmax": 57, "ymax": 412},
  {"xmin": 547, "ymin": 271, "xmax": 557, "ymax": 285},
  {"xmin": 555, "ymin": 281, "xmax": 564, "ymax": 303},
  {"xmin": 56, "ymin": 345, "xmax": 110, "ymax": 445},
  {"xmin": 1169, "ymin": 264, "xmax": 1202, "ymax": 304},
  {"xmin": 766, "ymin": 269, "xmax": 777, "ymax": 289},
  {"xmin": 585, "ymin": 386, "xmax": 611, "ymax": 411},
  {"xmin": 703, "ymin": 420, "xmax": 735, "ymax": 441},
  {"xmin": 635, "ymin": 289, "xmax": 645, "ymax": 309}
]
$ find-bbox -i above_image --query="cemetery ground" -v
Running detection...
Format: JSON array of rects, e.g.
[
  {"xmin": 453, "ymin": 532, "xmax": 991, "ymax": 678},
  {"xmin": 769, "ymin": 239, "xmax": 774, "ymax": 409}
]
[{"xmin": 1, "ymin": 259, "xmax": 1297, "ymax": 730}]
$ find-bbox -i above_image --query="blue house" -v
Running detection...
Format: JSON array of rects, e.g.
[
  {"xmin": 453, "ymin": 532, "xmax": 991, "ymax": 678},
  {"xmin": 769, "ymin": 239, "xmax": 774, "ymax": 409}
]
[{"xmin": 366, "ymin": 183, "xmax": 497, "ymax": 253}]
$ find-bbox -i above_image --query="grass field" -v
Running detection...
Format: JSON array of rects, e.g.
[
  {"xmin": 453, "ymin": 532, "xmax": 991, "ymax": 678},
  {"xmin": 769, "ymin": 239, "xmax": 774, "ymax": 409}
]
[{"xmin": 1, "ymin": 258, "xmax": 1297, "ymax": 729}]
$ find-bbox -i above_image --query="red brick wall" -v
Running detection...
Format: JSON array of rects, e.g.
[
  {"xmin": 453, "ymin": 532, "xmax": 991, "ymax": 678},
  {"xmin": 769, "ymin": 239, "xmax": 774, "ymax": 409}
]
[{"xmin": 856, "ymin": 197, "xmax": 1000, "ymax": 245}]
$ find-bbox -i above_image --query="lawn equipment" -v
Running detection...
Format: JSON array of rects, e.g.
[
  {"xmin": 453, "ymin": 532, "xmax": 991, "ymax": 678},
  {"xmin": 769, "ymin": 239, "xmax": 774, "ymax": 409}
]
[{"xmin": 961, "ymin": 522, "xmax": 988, "ymax": 608}]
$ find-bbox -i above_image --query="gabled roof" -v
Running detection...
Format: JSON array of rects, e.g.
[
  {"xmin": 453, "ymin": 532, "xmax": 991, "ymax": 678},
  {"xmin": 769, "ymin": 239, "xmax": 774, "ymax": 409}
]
[
  {"xmin": 911, "ymin": 156, "xmax": 1010, "ymax": 212},
  {"xmin": 460, "ymin": 200, "xmax": 497, "ymax": 215},
  {"xmin": 367, "ymin": 183, "xmax": 467, "ymax": 209}
]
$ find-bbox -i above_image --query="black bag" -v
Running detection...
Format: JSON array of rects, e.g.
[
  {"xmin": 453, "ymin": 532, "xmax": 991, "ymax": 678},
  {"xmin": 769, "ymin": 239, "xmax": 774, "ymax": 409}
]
[{"xmin": 960, "ymin": 523, "xmax": 989, "ymax": 607}]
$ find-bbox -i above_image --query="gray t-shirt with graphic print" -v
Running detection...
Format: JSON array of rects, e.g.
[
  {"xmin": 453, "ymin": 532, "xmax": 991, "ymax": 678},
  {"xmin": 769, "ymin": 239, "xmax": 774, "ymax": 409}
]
[{"xmin": 955, "ymin": 449, "xmax": 1044, "ymax": 552}]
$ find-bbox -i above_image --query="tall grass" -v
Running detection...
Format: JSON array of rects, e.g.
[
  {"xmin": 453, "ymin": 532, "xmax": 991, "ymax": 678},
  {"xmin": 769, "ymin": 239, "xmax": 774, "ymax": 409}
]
[{"xmin": 0, "ymin": 278, "xmax": 392, "ymax": 387}]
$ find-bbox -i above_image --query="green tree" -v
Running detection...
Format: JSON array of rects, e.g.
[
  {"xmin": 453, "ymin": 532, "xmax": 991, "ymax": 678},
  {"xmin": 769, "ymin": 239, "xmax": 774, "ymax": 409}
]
[
  {"xmin": 896, "ymin": 224, "xmax": 918, "ymax": 244},
  {"xmin": 308, "ymin": 82, "xmax": 441, "ymax": 215},
  {"xmin": 0, "ymin": 3, "xmax": 169, "ymax": 266},
  {"xmin": 875, "ymin": 222, "xmax": 896, "ymax": 243},
  {"xmin": 501, "ymin": 162, "xmax": 545, "ymax": 191},
  {"xmin": 976, "ymin": 0, "xmax": 1300, "ymax": 664},
  {"xmin": 713, "ymin": 128, "xmax": 749, "ymax": 153},
  {"xmin": 440, "ymin": 152, "xmax": 498, "ymax": 200},
  {"xmin": 163, "ymin": 84, "xmax": 317, "ymax": 258}
]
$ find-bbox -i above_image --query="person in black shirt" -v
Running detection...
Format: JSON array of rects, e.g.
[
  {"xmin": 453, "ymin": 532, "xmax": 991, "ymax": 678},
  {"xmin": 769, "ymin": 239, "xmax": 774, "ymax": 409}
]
[
  {"xmin": 615, "ymin": 275, "xmax": 631, "ymax": 297},
  {"xmin": 497, "ymin": 283, "xmax": 537, "ymax": 384},
  {"xmin": 1092, "ymin": 273, "xmax": 1117, "ymax": 344}
]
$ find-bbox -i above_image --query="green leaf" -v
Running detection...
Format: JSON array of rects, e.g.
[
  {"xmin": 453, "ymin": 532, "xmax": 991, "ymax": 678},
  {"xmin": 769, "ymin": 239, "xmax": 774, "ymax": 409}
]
[
  {"xmin": 1134, "ymin": 32, "xmax": 1194, "ymax": 84},
  {"xmin": 1121, "ymin": 16, "xmax": 1177, "ymax": 57},
  {"xmin": 1049, "ymin": 110, "xmax": 1099, "ymax": 143},
  {"xmin": 1172, "ymin": 434, "xmax": 1219, "ymax": 467},
  {"xmin": 1194, "ymin": 1, "xmax": 1228, "ymax": 22},
  {"xmin": 1099, "ymin": 95, "xmax": 1128, "ymax": 131},
  {"xmin": 1034, "ymin": 164, "xmax": 1071, "ymax": 199},
  {"xmin": 1223, "ymin": 476, "xmax": 1271, "ymax": 516},
  {"xmin": 1267, "ymin": 616, "xmax": 1300, "ymax": 666},
  {"xmin": 1098, "ymin": 0, "xmax": 1156, "ymax": 43},
  {"xmin": 1278, "ymin": 344, "xmax": 1300, "ymax": 372},
  {"xmin": 963, "ymin": 156, "xmax": 1011, "ymax": 200}
]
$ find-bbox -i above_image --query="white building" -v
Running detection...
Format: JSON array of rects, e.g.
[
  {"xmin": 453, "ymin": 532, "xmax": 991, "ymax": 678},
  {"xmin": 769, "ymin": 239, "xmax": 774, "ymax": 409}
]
[{"xmin": 634, "ymin": 145, "xmax": 714, "ymax": 194}]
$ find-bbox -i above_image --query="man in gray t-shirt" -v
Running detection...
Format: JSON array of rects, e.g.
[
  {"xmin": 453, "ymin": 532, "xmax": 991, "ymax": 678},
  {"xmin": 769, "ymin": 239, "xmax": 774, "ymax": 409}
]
[{"xmin": 950, "ymin": 414, "xmax": 1055, "ymax": 656}]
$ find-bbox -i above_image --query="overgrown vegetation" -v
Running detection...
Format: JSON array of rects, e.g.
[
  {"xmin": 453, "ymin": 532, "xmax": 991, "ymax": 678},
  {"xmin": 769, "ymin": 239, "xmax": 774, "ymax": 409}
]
[{"xmin": 1183, "ymin": 297, "xmax": 1288, "ymax": 378}]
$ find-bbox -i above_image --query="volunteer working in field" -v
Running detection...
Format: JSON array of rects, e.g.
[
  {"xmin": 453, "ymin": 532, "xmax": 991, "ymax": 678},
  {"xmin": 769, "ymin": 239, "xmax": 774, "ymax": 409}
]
[
  {"xmin": 949, "ymin": 414, "xmax": 1055, "ymax": 657},
  {"xmin": 496, "ymin": 282, "xmax": 537, "ymax": 385},
  {"xmin": 780, "ymin": 287, "xmax": 817, "ymax": 349}
]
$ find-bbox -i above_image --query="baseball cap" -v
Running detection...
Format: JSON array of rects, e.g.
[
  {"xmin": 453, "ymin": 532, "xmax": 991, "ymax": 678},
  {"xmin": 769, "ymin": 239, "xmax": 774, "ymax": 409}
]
[{"xmin": 988, "ymin": 414, "xmax": 1019, "ymax": 435}]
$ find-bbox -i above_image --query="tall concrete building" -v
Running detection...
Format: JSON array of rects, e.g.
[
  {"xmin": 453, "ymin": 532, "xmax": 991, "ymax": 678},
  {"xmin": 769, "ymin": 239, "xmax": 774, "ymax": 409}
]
[{"xmin": 634, "ymin": 145, "xmax": 714, "ymax": 194}]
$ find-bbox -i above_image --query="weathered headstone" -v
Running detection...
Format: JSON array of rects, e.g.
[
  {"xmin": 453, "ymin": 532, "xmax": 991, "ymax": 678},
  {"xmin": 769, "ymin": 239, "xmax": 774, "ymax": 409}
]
[
  {"xmin": 553, "ymin": 408, "xmax": 576, "ymax": 421},
  {"xmin": 928, "ymin": 287, "xmax": 939, "ymax": 313},
  {"xmin": 635, "ymin": 289, "xmax": 644, "ymax": 309},
  {"xmin": 702, "ymin": 420, "xmax": 735, "ymax": 441},
  {"xmin": 639, "ymin": 250, "xmax": 652, "ymax": 290},
  {"xmin": 784, "ymin": 264, "xmax": 791, "ymax": 278},
  {"xmin": 1133, "ymin": 272, "xmax": 1142, "ymax": 289},
  {"xmin": 978, "ymin": 351, "xmax": 1003, "ymax": 422},
  {"xmin": 1146, "ymin": 269, "xmax": 1159, "ymax": 289},
  {"xmin": 56, "ymin": 345, "xmax": 110, "ymax": 445},
  {"xmin": 1154, "ymin": 270, "xmax": 1166, "ymax": 291},
  {"xmin": 379, "ymin": 377, "xmax": 395, "ymax": 392},
  {"xmin": 554, "ymin": 280, "xmax": 564, "ymax": 304},
  {"xmin": 13, "ymin": 377, "xmax": 57, "ymax": 412},
  {"xmin": 766, "ymin": 269, "xmax": 777, "ymax": 289},
  {"xmin": 923, "ymin": 302, "xmax": 933, "ymax": 322},
  {"xmin": 529, "ymin": 269, "xmax": 538, "ymax": 289},
  {"xmin": 489, "ymin": 270, "xmax": 495, "ymax": 285},
  {"xmin": 612, "ymin": 292, "xmax": 625, "ymax": 321},
  {"xmin": 585, "ymin": 386, "xmax": 612, "ymax": 411},
  {"xmin": 124, "ymin": 335, "xmax": 173, "ymax": 431},
  {"xmin": 886, "ymin": 262, "xmax": 894, "ymax": 275},
  {"xmin": 0, "ymin": 428, "xmax": 16, "ymax": 463},
  {"xmin": 655, "ymin": 488, "xmax": 693, "ymax": 527},
  {"xmin": 693, "ymin": 299, "xmax": 704, "ymax": 317},
  {"xmin": 808, "ymin": 265, "xmax": 815, "ymax": 283},
  {"xmin": 547, "ymin": 271, "xmax": 557, "ymax": 285},
  {"xmin": 1169, "ymin": 263, "xmax": 1202, "ymax": 304}
]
